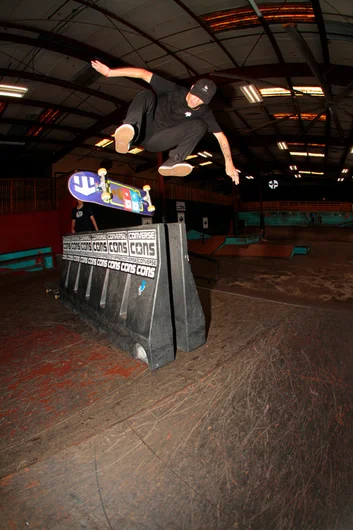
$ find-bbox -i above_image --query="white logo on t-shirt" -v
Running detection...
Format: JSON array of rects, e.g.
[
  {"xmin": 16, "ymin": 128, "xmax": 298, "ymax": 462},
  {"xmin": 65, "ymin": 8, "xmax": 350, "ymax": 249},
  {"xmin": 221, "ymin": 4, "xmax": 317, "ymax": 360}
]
[
  {"xmin": 185, "ymin": 112, "xmax": 192, "ymax": 117},
  {"xmin": 76, "ymin": 211, "xmax": 83, "ymax": 218}
]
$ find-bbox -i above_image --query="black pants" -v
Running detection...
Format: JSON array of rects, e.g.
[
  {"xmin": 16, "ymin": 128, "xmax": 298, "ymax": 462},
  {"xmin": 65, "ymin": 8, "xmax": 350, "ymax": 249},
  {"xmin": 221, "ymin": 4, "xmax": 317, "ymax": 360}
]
[{"xmin": 123, "ymin": 90, "xmax": 207, "ymax": 161}]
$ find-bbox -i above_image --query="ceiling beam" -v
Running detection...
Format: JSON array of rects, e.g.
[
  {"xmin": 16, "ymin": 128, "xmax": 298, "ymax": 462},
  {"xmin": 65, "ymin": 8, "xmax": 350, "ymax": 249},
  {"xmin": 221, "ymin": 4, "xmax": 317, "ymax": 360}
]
[
  {"xmin": 72, "ymin": 0, "xmax": 198, "ymax": 76},
  {"xmin": 212, "ymin": 64, "xmax": 353, "ymax": 87},
  {"xmin": 284, "ymin": 24, "xmax": 345, "ymax": 140},
  {"xmin": 50, "ymin": 106, "xmax": 128, "ymax": 164},
  {"xmin": 0, "ymin": 96, "xmax": 101, "ymax": 120},
  {"xmin": 0, "ymin": 68, "xmax": 123, "ymax": 106},
  {"xmin": 311, "ymin": 0, "xmax": 330, "ymax": 65},
  {"xmin": 0, "ymin": 22, "xmax": 147, "ymax": 91},
  {"xmin": 0, "ymin": 118, "xmax": 82, "ymax": 135},
  {"xmin": 247, "ymin": 0, "xmax": 305, "ymax": 169},
  {"xmin": 172, "ymin": 0, "xmax": 239, "ymax": 68}
]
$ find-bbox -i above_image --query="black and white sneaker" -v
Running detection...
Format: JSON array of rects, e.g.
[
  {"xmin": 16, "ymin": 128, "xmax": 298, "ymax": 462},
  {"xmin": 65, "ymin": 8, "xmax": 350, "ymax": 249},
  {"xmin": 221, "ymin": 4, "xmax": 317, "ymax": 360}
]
[
  {"xmin": 114, "ymin": 124, "xmax": 135, "ymax": 153},
  {"xmin": 158, "ymin": 158, "xmax": 193, "ymax": 177}
]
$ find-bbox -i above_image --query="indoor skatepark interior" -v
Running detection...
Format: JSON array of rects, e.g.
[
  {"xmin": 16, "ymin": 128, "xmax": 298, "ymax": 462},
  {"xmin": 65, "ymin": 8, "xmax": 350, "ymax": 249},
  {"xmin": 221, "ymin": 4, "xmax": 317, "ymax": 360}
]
[
  {"xmin": 2, "ymin": 228, "xmax": 353, "ymax": 530},
  {"xmin": 2, "ymin": 0, "xmax": 353, "ymax": 528}
]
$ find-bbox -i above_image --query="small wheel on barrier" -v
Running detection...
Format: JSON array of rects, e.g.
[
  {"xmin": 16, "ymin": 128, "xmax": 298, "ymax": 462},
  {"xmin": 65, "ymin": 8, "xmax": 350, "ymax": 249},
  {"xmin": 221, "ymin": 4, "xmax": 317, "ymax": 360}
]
[
  {"xmin": 101, "ymin": 191, "xmax": 112, "ymax": 203},
  {"xmin": 133, "ymin": 343, "xmax": 149, "ymax": 365},
  {"xmin": 148, "ymin": 205, "xmax": 155, "ymax": 212},
  {"xmin": 143, "ymin": 185, "xmax": 151, "ymax": 191}
]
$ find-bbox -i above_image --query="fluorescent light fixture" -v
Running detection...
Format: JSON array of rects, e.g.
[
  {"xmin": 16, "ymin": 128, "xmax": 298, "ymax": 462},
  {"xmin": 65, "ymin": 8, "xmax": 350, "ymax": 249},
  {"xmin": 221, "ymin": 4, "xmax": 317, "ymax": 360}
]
[
  {"xmin": 338, "ymin": 177, "xmax": 345, "ymax": 182},
  {"xmin": 246, "ymin": 175, "xmax": 254, "ymax": 179},
  {"xmin": 308, "ymin": 152, "xmax": 325, "ymax": 157},
  {"xmin": 197, "ymin": 152, "xmax": 208, "ymax": 158},
  {"xmin": 240, "ymin": 84, "xmax": 263, "ymax": 103},
  {"xmin": 277, "ymin": 142, "xmax": 288, "ymax": 150},
  {"xmin": 342, "ymin": 168, "xmax": 349, "ymax": 173},
  {"xmin": 295, "ymin": 174, "xmax": 301, "ymax": 178},
  {"xmin": 203, "ymin": 151, "xmax": 213, "ymax": 157},
  {"xmin": 260, "ymin": 86, "xmax": 324, "ymax": 98},
  {"xmin": 289, "ymin": 151, "xmax": 307, "ymax": 156},
  {"xmin": 299, "ymin": 171, "xmax": 324, "ymax": 175},
  {"xmin": 95, "ymin": 138, "xmax": 114, "ymax": 148},
  {"xmin": 289, "ymin": 165, "xmax": 297, "ymax": 170},
  {"xmin": 128, "ymin": 147, "xmax": 144, "ymax": 154},
  {"xmin": 199, "ymin": 161, "xmax": 213, "ymax": 166},
  {"xmin": 0, "ymin": 140, "xmax": 25, "ymax": 145},
  {"xmin": 0, "ymin": 84, "xmax": 28, "ymax": 98},
  {"xmin": 186, "ymin": 154, "xmax": 198, "ymax": 160},
  {"xmin": 350, "ymin": 147, "xmax": 353, "ymax": 154}
]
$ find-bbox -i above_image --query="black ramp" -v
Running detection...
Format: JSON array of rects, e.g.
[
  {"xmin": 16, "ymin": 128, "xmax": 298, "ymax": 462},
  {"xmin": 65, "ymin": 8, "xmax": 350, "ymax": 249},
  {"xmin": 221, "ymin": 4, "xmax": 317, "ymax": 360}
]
[{"xmin": 167, "ymin": 223, "xmax": 206, "ymax": 352}]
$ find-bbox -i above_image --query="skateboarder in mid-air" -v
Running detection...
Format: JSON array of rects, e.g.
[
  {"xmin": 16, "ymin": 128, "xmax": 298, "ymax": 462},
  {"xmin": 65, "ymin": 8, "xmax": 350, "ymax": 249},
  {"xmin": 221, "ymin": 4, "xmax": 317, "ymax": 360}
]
[{"xmin": 91, "ymin": 60, "xmax": 239, "ymax": 184}]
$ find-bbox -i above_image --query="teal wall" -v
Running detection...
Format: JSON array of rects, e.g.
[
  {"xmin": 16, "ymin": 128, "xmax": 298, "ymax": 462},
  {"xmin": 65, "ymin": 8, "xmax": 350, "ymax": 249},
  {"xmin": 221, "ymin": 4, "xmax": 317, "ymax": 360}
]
[{"xmin": 239, "ymin": 211, "xmax": 353, "ymax": 227}]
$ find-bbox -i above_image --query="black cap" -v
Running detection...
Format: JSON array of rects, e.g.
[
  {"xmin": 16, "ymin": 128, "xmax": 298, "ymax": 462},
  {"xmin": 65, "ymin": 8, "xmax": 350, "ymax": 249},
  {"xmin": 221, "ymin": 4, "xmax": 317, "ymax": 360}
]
[{"xmin": 190, "ymin": 79, "xmax": 217, "ymax": 104}]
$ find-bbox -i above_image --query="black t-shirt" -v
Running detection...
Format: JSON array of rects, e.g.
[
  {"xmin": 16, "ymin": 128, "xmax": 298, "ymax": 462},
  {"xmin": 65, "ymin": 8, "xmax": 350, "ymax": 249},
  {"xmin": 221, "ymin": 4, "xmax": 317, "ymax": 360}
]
[
  {"xmin": 72, "ymin": 203, "xmax": 94, "ymax": 232},
  {"xmin": 150, "ymin": 74, "xmax": 222, "ymax": 133}
]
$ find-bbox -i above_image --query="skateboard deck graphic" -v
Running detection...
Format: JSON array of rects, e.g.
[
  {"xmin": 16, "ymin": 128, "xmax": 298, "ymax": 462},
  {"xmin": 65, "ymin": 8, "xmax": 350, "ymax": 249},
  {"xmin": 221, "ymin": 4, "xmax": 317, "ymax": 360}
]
[{"xmin": 68, "ymin": 170, "xmax": 155, "ymax": 216}]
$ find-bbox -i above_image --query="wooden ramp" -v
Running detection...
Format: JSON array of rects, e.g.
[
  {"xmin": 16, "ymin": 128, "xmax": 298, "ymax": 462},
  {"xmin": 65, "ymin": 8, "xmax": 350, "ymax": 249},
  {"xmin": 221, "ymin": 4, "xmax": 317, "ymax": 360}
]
[{"xmin": 187, "ymin": 236, "xmax": 226, "ymax": 255}]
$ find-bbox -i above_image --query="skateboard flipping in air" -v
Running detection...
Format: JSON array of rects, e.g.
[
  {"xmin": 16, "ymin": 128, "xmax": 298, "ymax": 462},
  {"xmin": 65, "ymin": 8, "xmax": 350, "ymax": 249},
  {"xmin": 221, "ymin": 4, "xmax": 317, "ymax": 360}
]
[{"xmin": 68, "ymin": 168, "xmax": 155, "ymax": 216}]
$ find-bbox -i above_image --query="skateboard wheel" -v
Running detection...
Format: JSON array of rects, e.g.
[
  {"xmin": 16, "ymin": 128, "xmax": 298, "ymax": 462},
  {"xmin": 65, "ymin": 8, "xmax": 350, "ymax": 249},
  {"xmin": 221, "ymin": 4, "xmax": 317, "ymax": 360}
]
[
  {"xmin": 143, "ymin": 185, "xmax": 151, "ymax": 191},
  {"xmin": 101, "ymin": 191, "xmax": 112, "ymax": 203},
  {"xmin": 98, "ymin": 168, "xmax": 107, "ymax": 177},
  {"xmin": 148, "ymin": 206, "xmax": 155, "ymax": 212}
]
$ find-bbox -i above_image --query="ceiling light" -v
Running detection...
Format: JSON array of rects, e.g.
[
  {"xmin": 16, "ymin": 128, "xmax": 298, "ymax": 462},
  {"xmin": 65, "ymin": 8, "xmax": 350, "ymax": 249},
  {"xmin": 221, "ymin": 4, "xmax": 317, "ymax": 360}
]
[
  {"xmin": 246, "ymin": 175, "xmax": 254, "ymax": 179},
  {"xmin": 350, "ymin": 147, "xmax": 353, "ymax": 154},
  {"xmin": 95, "ymin": 138, "xmax": 114, "ymax": 148},
  {"xmin": 338, "ymin": 177, "xmax": 344, "ymax": 182},
  {"xmin": 0, "ymin": 140, "xmax": 25, "ymax": 145},
  {"xmin": 277, "ymin": 141, "xmax": 288, "ymax": 150},
  {"xmin": 0, "ymin": 84, "xmax": 28, "ymax": 98},
  {"xmin": 308, "ymin": 152, "xmax": 325, "ymax": 157},
  {"xmin": 289, "ymin": 165, "xmax": 297, "ymax": 170},
  {"xmin": 273, "ymin": 113, "xmax": 326, "ymax": 121},
  {"xmin": 197, "ymin": 152, "xmax": 208, "ymax": 158},
  {"xmin": 260, "ymin": 86, "xmax": 324, "ymax": 97},
  {"xmin": 290, "ymin": 151, "xmax": 307, "ymax": 156},
  {"xmin": 299, "ymin": 171, "xmax": 325, "ymax": 175},
  {"xmin": 240, "ymin": 84, "xmax": 263, "ymax": 103},
  {"xmin": 186, "ymin": 154, "xmax": 198, "ymax": 160},
  {"xmin": 203, "ymin": 151, "xmax": 213, "ymax": 157},
  {"xmin": 342, "ymin": 168, "xmax": 349, "ymax": 173},
  {"xmin": 295, "ymin": 174, "xmax": 301, "ymax": 178},
  {"xmin": 128, "ymin": 147, "xmax": 144, "ymax": 154},
  {"xmin": 199, "ymin": 161, "xmax": 213, "ymax": 166}
]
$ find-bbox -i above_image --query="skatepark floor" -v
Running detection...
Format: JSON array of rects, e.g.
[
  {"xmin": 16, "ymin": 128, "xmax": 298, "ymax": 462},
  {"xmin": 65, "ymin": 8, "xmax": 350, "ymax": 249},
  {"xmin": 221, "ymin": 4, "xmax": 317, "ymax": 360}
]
[{"xmin": 1, "ymin": 243, "xmax": 353, "ymax": 530}]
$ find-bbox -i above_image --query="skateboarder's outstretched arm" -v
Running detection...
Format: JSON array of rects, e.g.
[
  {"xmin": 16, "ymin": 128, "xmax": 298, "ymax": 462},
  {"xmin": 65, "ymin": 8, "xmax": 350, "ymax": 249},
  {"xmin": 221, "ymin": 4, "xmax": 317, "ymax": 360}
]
[
  {"xmin": 91, "ymin": 60, "xmax": 153, "ymax": 83},
  {"xmin": 213, "ymin": 132, "xmax": 240, "ymax": 185}
]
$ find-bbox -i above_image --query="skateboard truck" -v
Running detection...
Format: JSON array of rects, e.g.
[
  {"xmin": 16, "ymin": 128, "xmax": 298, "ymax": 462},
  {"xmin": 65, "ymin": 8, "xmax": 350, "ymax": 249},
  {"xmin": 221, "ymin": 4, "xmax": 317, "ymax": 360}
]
[
  {"xmin": 142, "ymin": 185, "xmax": 155, "ymax": 212},
  {"xmin": 98, "ymin": 167, "xmax": 112, "ymax": 203}
]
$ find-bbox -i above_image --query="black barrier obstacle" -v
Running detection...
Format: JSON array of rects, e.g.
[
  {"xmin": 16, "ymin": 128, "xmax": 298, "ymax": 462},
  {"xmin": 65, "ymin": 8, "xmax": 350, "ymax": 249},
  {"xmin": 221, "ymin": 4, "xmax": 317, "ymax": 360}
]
[
  {"xmin": 166, "ymin": 223, "xmax": 206, "ymax": 352},
  {"xmin": 60, "ymin": 223, "xmax": 205, "ymax": 370}
]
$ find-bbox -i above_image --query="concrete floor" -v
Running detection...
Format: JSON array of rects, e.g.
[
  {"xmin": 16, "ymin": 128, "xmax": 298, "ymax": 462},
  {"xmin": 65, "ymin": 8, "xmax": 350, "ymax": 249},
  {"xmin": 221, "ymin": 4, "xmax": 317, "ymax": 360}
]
[{"xmin": 1, "ymin": 242, "xmax": 353, "ymax": 529}]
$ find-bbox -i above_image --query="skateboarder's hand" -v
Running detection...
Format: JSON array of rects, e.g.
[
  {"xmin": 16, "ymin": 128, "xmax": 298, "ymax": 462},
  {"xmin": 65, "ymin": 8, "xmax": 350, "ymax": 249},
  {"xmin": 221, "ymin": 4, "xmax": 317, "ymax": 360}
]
[
  {"xmin": 91, "ymin": 60, "xmax": 110, "ymax": 77},
  {"xmin": 226, "ymin": 163, "xmax": 240, "ymax": 185}
]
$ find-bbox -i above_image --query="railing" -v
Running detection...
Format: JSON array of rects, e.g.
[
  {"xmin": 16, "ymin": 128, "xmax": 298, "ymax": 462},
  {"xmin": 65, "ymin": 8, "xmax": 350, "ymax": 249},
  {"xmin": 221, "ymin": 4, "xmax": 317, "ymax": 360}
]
[
  {"xmin": 239, "ymin": 201, "xmax": 352, "ymax": 213},
  {"xmin": 0, "ymin": 178, "xmax": 56, "ymax": 214}
]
